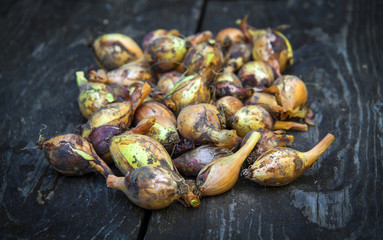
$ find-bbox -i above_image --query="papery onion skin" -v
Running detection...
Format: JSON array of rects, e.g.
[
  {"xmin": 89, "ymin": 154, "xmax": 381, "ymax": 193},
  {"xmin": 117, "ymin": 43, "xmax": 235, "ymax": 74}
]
[
  {"xmin": 273, "ymin": 75, "xmax": 308, "ymax": 112},
  {"xmin": 106, "ymin": 63, "xmax": 157, "ymax": 87},
  {"xmin": 173, "ymin": 145, "xmax": 232, "ymax": 177},
  {"xmin": 230, "ymin": 105, "xmax": 274, "ymax": 138},
  {"xmin": 107, "ymin": 165, "xmax": 189, "ymax": 210},
  {"xmin": 109, "ymin": 133, "xmax": 174, "ymax": 176},
  {"xmin": 133, "ymin": 101, "xmax": 176, "ymax": 126},
  {"xmin": 171, "ymin": 74, "xmax": 211, "ymax": 115},
  {"xmin": 92, "ymin": 33, "xmax": 143, "ymax": 71}
]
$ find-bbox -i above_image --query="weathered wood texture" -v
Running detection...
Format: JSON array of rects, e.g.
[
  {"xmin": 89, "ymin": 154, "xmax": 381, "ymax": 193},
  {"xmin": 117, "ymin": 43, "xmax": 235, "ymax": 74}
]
[
  {"xmin": 0, "ymin": 0, "xmax": 382, "ymax": 239},
  {"xmin": 0, "ymin": 0, "xmax": 202, "ymax": 239},
  {"xmin": 145, "ymin": 1, "xmax": 383, "ymax": 239}
]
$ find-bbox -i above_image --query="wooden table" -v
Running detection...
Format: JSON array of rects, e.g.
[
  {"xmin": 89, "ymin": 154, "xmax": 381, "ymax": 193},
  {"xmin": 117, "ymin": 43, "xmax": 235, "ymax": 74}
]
[{"xmin": 1, "ymin": 0, "xmax": 382, "ymax": 239}]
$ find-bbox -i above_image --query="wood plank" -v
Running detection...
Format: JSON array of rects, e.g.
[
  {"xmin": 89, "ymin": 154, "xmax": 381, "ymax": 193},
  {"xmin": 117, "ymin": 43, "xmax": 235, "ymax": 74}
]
[
  {"xmin": 145, "ymin": 0, "xmax": 383, "ymax": 239},
  {"xmin": 0, "ymin": 0, "xmax": 203, "ymax": 238}
]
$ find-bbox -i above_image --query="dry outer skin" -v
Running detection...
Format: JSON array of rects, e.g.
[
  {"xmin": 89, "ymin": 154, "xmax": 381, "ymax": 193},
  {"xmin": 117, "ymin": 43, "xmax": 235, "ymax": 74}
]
[
  {"xmin": 177, "ymin": 104, "xmax": 225, "ymax": 142},
  {"xmin": 123, "ymin": 165, "xmax": 189, "ymax": 210},
  {"xmin": 144, "ymin": 36, "xmax": 187, "ymax": 72},
  {"xmin": 92, "ymin": 33, "xmax": 143, "ymax": 71},
  {"xmin": 105, "ymin": 63, "xmax": 156, "ymax": 87},
  {"xmin": 230, "ymin": 105, "xmax": 274, "ymax": 137},
  {"xmin": 109, "ymin": 133, "xmax": 174, "ymax": 175},
  {"xmin": 242, "ymin": 147, "xmax": 306, "ymax": 186}
]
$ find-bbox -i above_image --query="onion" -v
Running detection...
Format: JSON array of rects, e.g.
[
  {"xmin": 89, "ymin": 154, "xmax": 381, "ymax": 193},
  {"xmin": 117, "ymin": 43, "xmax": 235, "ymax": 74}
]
[
  {"xmin": 156, "ymin": 71, "xmax": 182, "ymax": 95},
  {"xmin": 142, "ymin": 29, "xmax": 180, "ymax": 51},
  {"xmin": 181, "ymin": 40, "xmax": 224, "ymax": 83},
  {"xmin": 215, "ymin": 28, "xmax": 245, "ymax": 51},
  {"xmin": 186, "ymin": 30, "xmax": 213, "ymax": 47},
  {"xmin": 170, "ymin": 74, "xmax": 211, "ymax": 115},
  {"xmin": 76, "ymin": 71, "xmax": 128, "ymax": 119},
  {"xmin": 144, "ymin": 36, "xmax": 187, "ymax": 72},
  {"xmin": 107, "ymin": 165, "xmax": 189, "ymax": 210},
  {"xmin": 240, "ymin": 129, "xmax": 294, "ymax": 164},
  {"xmin": 133, "ymin": 101, "xmax": 176, "ymax": 126},
  {"xmin": 238, "ymin": 61, "xmax": 275, "ymax": 89},
  {"xmin": 109, "ymin": 133, "xmax": 174, "ymax": 175},
  {"xmin": 242, "ymin": 133, "xmax": 334, "ymax": 186},
  {"xmin": 215, "ymin": 96, "xmax": 243, "ymax": 121},
  {"xmin": 229, "ymin": 105, "xmax": 274, "ymax": 138},
  {"xmin": 196, "ymin": 131, "xmax": 261, "ymax": 196},
  {"xmin": 244, "ymin": 92, "xmax": 284, "ymax": 115},
  {"xmin": 92, "ymin": 33, "xmax": 143, "ymax": 71},
  {"xmin": 272, "ymin": 75, "xmax": 308, "ymax": 120},
  {"xmin": 173, "ymin": 145, "xmax": 232, "ymax": 177},
  {"xmin": 225, "ymin": 42, "xmax": 252, "ymax": 70},
  {"xmin": 37, "ymin": 134, "xmax": 113, "ymax": 177},
  {"xmin": 177, "ymin": 103, "xmax": 239, "ymax": 150}
]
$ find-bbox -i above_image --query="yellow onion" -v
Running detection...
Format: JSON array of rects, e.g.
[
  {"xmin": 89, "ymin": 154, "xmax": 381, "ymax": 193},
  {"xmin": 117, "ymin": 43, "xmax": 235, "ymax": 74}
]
[
  {"xmin": 244, "ymin": 92, "xmax": 284, "ymax": 115},
  {"xmin": 82, "ymin": 83, "xmax": 151, "ymax": 138},
  {"xmin": 173, "ymin": 145, "xmax": 232, "ymax": 177},
  {"xmin": 215, "ymin": 66, "xmax": 242, "ymax": 86},
  {"xmin": 215, "ymin": 28, "xmax": 245, "ymax": 50},
  {"xmin": 242, "ymin": 133, "xmax": 335, "ymax": 186},
  {"xmin": 225, "ymin": 42, "xmax": 252, "ymax": 70},
  {"xmin": 181, "ymin": 40, "xmax": 224, "ymax": 83},
  {"xmin": 37, "ymin": 134, "xmax": 113, "ymax": 177},
  {"xmin": 177, "ymin": 103, "xmax": 239, "ymax": 150},
  {"xmin": 215, "ymin": 96, "xmax": 243, "ymax": 121},
  {"xmin": 156, "ymin": 71, "xmax": 182, "ymax": 95},
  {"xmin": 170, "ymin": 74, "xmax": 211, "ymax": 115},
  {"xmin": 272, "ymin": 75, "xmax": 308, "ymax": 120},
  {"xmin": 92, "ymin": 33, "xmax": 143, "ymax": 71},
  {"xmin": 107, "ymin": 165, "xmax": 189, "ymax": 210},
  {"xmin": 229, "ymin": 105, "xmax": 274, "ymax": 138},
  {"xmin": 144, "ymin": 36, "xmax": 187, "ymax": 72},
  {"xmin": 88, "ymin": 62, "xmax": 156, "ymax": 87},
  {"xmin": 76, "ymin": 72, "xmax": 129, "ymax": 119},
  {"xmin": 196, "ymin": 131, "xmax": 261, "ymax": 197},
  {"xmin": 133, "ymin": 101, "xmax": 176, "ymax": 126},
  {"xmin": 241, "ymin": 129, "xmax": 294, "ymax": 164},
  {"xmin": 238, "ymin": 16, "xmax": 293, "ymax": 76},
  {"xmin": 109, "ymin": 132, "xmax": 174, "ymax": 176},
  {"xmin": 185, "ymin": 30, "xmax": 213, "ymax": 47},
  {"xmin": 136, "ymin": 116, "xmax": 180, "ymax": 153},
  {"xmin": 142, "ymin": 29, "xmax": 180, "ymax": 51},
  {"xmin": 238, "ymin": 61, "xmax": 275, "ymax": 89}
]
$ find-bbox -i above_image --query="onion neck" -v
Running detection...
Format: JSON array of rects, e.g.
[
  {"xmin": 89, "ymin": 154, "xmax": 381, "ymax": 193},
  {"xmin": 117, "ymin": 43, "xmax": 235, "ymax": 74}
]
[
  {"xmin": 130, "ymin": 116, "xmax": 156, "ymax": 135},
  {"xmin": 106, "ymin": 175, "xmax": 128, "ymax": 193},
  {"xmin": 273, "ymin": 121, "xmax": 308, "ymax": 131},
  {"xmin": 228, "ymin": 131, "xmax": 260, "ymax": 166},
  {"xmin": 132, "ymin": 82, "xmax": 152, "ymax": 111},
  {"xmin": 302, "ymin": 133, "xmax": 335, "ymax": 169}
]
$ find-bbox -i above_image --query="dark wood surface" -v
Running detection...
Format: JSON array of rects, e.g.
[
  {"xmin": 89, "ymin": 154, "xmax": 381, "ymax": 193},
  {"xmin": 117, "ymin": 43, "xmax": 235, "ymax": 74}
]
[{"xmin": 1, "ymin": 0, "xmax": 382, "ymax": 239}]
